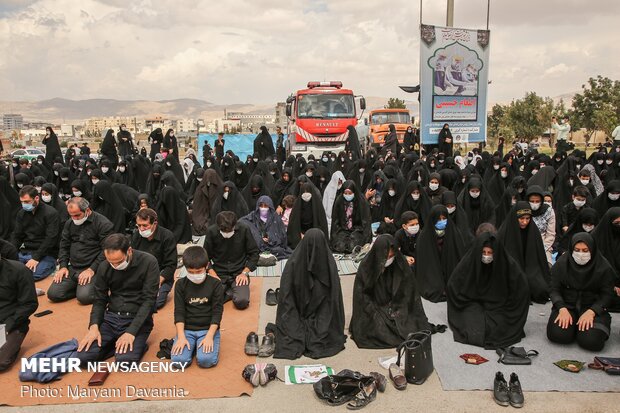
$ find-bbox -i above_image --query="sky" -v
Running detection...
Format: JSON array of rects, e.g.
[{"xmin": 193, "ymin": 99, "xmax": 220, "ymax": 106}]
[{"xmin": 0, "ymin": 0, "xmax": 619, "ymax": 105}]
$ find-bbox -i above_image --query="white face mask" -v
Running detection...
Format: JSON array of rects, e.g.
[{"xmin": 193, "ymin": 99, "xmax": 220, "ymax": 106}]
[
  {"xmin": 359, "ymin": 168, "xmax": 365, "ymax": 173},
  {"xmin": 220, "ymin": 230, "xmax": 234, "ymax": 239},
  {"xmin": 17, "ymin": 183, "xmax": 23, "ymax": 188},
  {"xmin": 609, "ymin": 193, "xmax": 620, "ymax": 201},
  {"xmin": 119, "ymin": 166, "xmax": 126, "ymax": 172},
  {"xmin": 197, "ymin": 177, "xmax": 203, "ymax": 182},
  {"xmin": 384, "ymin": 256, "xmax": 395, "ymax": 268},
  {"xmin": 322, "ymin": 157, "xmax": 328, "ymax": 162},
  {"xmin": 572, "ymin": 251, "xmax": 591, "ymax": 266},
  {"xmin": 406, "ymin": 224, "xmax": 419, "ymax": 235},
  {"xmin": 223, "ymin": 191, "xmax": 229, "ymax": 200},
  {"xmin": 73, "ymin": 190, "xmax": 82, "ymax": 197},
  {"xmin": 72, "ymin": 213, "xmax": 88, "ymax": 226},
  {"xmin": 531, "ymin": 169, "xmax": 538, "ymax": 175},
  {"xmin": 343, "ymin": 193, "xmax": 355, "ymax": 202},
  {"xmin": 35, "ymin": 186, "xmax": 42, "ymax": 193},
  {"xmin": 388, "ymin": 189, "xmax": 396, "ymax": 197},
  {"xmin": 111, "ymin": 257, "xmax": 129, "ymax": 271},
  {"xmin": 500, "ymin": 171, "xmax": 508, "ymax": 178},
  {"xmin": 529, "ymin": 202, "xmax": 541, "ymax": 211},
  {"xmin": 411, "ymin": 193, "xmax": 420, "ymax": 201},
  {"xmin": 259, "ymin": 206, "xmax": 270, "ymax": 214},
  {"xmin": 597, "ymin": 160, "xmax": 604, "ymax": 165},
  {"xmin": 580, "ymin": 178, "xmax": 589, "ymax": 186},
  {"xmin": 305, "ymin": 171, "xmax": 313, "ymax": 178},
  {"xmin": 54, "ymin": 171, "xmax": 59, "ymax": 176},
  {"xmin": 493, "ymin": 165, "xmax": 500, "ymax": 170},
  {"xmin": 42, "ymin": 194, "xmax": 52, "ymax": 203},
  {"xmin": 446, "ymin": 206, "xmax": 456, "ymax": 214},
  {"xmin": 544, "ymin": 201, "xmax": 553, "ymax": 207},
  {"xmin": 301, "ymin": 192, "xmax": 312, "ymax": 202},
  {"xmin": 481, "ymin": 255, "xmax": 493, "ymax": 264},
  {"xmin": 469, "ymin": 191, "xmax": 480, "ymax": 199},
  {"xmin": 606, "ymin": 160, "xmax": 613, "ymax": 165},
  {"xmin": 101, "ymin": 167, "xmax": 109, "ymax": 173},
  {"xmin": 139, "ymin": 228, "xmax": 153, "ymax": 238},
  {"xmin": 236, "ymin": 169, "xmax": 243, "ymax": 175},
  {"xmin": 429, "ymin": 183, "xmax": 439, "ymax": 191},
  {"xmin": 187, "ymin": 271, "xmax": 207, "ymax": 284},
  {"xmin": 206, "ymin": 161, "xmax": 212, "ymax": 167},
  {"xmin": 582, "ymin": 224, "xmax": 595, "ymax": 232},
  {"xmin": 573, "ymin": 199, "xmax": 586, "ymax": 208},
  {"xmin": 92, "ymin": 179, "xmax": 99, "ymax": 185}
]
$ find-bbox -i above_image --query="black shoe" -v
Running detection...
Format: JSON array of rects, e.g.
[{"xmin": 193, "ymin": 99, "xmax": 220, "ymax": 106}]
[
  {"xmin": 493, "ymin": 372, "xmax": 510, "ymax": 407},
  {"xmin": 244, "ymin": 332, "xmax": 259, "ymax": 356},
  {"xmin": 509, "ymin": 373, "xmax": 524, "ymax": 408},
  {"xmin": 242, "ymin": 364, "xmax": 260, "ymax": 387},
  {"xmin": 275, "ymin": 288, "xmax": 280, "ymax": 301},
  {"xmin": 266, "ymin": 288, "xmax": 277, "ymax": 306},
  {"xmin": 369, "ymin": 372, "xmax": 387, "ymax": 392},
  {"xmin": 259, "ymin": 363, "xmax": 278, "ymax": 386},
  {"xmin": 258, "ymin": 332, "xmax": 275, "ymax": 357}
]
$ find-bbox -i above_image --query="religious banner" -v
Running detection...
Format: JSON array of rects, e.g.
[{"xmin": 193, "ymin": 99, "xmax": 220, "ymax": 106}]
[{"xmin": 419, "ymin": 25, "xmax": 490, "ymax": 144}]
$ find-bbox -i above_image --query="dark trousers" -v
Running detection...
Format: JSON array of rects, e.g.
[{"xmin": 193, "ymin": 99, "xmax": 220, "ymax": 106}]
[
  {"xmin": 0, "ymin": 329, "xmax": 27, "ymax": 372},
  {"xmin": 221, "ymin": 275, "xmax": 250, "ymax": 310},
  {"xmin": 155, "ymin": 281, "xmax": 173, "ymax": 310},
  {"xmin": 547, "ymin": 308, "xmax": 610, "ymax": 352},
  {"xmin": 47, "ymin": 266, "xmax": 96, "ymax": 305},
  {"xmin": 76, "ymin": 312, "xmax": 153, "ymax": 365}
]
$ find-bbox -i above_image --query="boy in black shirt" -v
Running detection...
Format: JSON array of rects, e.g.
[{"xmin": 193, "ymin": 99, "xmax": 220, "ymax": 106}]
[
  {"xmin": 394, "ymin": 211, "xmax": 420, "ymax": 267},
  {"xmin": 172, "ymin": 246, "xmax": 224, "ymax": 368}
]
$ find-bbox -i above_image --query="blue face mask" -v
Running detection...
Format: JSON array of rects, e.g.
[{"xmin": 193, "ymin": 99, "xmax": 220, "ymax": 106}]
[
  {"xmin": 344, "ymin": 193, "xmax": 355, "ymax": 202},
  {"xmin": 435, "ymin": 219, "xmax": 448, "ymax": 230},
  {"xmin": 22, "ymin": 203, "xmax": 35, "ymax": 212}
]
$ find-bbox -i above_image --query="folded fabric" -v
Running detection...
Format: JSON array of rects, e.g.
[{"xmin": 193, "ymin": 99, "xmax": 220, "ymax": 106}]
[
  {"xmin": 284, "ymin": 364, "xmax": 334, "ymax": 385},
  {"xmin": 554, "ymin": 360, "xmax": 585, "ymax": 373},
  {"xmin": 459, "ymin": 353, "xmax": 489, "ymax": 365}
]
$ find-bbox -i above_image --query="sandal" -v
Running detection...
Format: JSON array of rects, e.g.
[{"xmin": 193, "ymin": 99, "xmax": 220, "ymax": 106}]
[{"xmin": 346, "ymin": 381, "xmax": 377, "ymax": 410}]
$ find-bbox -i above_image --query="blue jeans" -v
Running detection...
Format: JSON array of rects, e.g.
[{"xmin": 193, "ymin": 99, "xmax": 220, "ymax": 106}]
[
  {"xmin": 18, "ymin": 252, "xmax": 56, "ymax": 281},
  {"xmin": 172, "ymin": 330, "xmax": 220, "ymax": 368}
]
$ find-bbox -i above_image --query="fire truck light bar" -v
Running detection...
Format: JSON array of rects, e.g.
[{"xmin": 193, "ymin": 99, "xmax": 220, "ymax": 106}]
[{"xmin": 307, "ymin": 81, "xmax": 343, "ymax": 89}]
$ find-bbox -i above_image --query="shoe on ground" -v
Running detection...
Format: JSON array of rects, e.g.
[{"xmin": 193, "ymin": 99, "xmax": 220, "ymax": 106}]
[
  {"xmin": 259, "ymin": 363, "xmax": 278, "ymax": 386},
  {"xmin": 266, "ymin": 288, "xmax": 277, "ymax": 306},
  {"xmin": 258, "ymin": 333, "xmax": 275, "ymax": 357},
  {"xmin": 244, "ymin": 332, "xmax": 259, "ymax": 356},
  {"xmin": 242, "ymin": 364, "xmax": 260, "ymax": 387},
  {"xmin": 388, "ymin": 363, "xmax": 407, "ymax": 390},
  {"xmin": 493, "ymin": 372, "xmax": 510, "ymax": 407},
  {"xmin": 369, "ymin": 372, "xmax": 387, "ymax": 392},
  {"xmin": 346, "ymin": 380, "xmax": 377, "ymax": 410},
  {"xmin": 509, "ymin": 372, "xmax": 524, "ymax": 408}
]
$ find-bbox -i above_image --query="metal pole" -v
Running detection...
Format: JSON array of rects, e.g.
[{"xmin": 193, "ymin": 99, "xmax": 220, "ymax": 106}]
[
  {"xmin": 446, "ymin": 0, "xmax": 454, "ymax": 27},
  {"xmin": 419, "ymin": 0, "xmax": 423, "ymax": 25},
  {"xmin": 486, "ymin": 0, "xmax": 491, "ymax": 30}
]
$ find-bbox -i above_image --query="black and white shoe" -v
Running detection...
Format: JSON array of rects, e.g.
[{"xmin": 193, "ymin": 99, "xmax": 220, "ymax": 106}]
[
  {"xmin": 509, "ymin": 373, "xmax": 524, "ymax": 408},
  {"xmin": 493, "ymin": 372, "xmax": 510, "ymax": 407}
]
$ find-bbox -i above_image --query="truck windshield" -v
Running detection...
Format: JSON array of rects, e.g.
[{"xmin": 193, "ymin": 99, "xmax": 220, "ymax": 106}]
[
  {"xmin": 297, "ymin": 94, "xmax": 355, "ymax": 119},
  {"xmin": 370, "ymin": 112, "xmax": 411, "ymax": 125}
]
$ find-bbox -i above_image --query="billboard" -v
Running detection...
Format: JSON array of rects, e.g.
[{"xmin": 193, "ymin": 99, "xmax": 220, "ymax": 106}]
[{"xmin": 419, "ymin": 24, "xmax": 490, "ymax": 144}]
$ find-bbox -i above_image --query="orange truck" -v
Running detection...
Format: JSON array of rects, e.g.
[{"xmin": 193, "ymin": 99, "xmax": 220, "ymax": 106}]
[{"xmin": 363, "ymin": 108, "xmax": 413, "ymax": 150}]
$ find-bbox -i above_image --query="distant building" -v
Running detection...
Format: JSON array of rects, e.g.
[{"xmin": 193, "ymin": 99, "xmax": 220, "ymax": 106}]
[
  {"xmin": 275, "ymin": 102, "xmax": 287, "ymax": 131},
  {"xmin": 85, "ymin": 116, "xmax": 139, "ymax": 136},
  {"xmin": 3, "ymin": 113, "xmax": 23, "ymax": 131},
  {"xmin": 60, "ymin": 124, "xmax": 75, "ymax": 137}
]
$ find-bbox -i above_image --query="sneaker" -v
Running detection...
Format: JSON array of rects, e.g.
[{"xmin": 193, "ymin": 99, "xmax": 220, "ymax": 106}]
[
  {"xmin": 509, "ymin": 373, "xmax": 524, "ymax": 408},
  {"xmin": 244, "ymin": 332, "xmax": 259, "ymax": 356},
  {"xmin": 493, "ymin": 372, "xmax": 510, "ymax": 407},
  {"xmin": 242, "ymin": 364, "xmax": 260, "ymax": 387},
  {"xmin": 259, "ymin": 363, "xmax": 278, "ymax": 386}
]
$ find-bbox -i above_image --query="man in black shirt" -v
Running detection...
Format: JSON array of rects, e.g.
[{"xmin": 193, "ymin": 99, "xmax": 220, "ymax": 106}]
[
  {"xmin": 0, "ymin": 255, "xmax": 39, "ymax": 371},
  {"xmin": 48, "ymin": 198, "xmax": 114, "ymax": 304},
  {"xmin": 204, "ymin": 211, "xmax": 259, "ymax": 310},
  {"xmin": 171, "ymin": 246, "xmax": 223, "ymax": 368},
  {"xmin": 12, "ymin": 186, "xmax": 60, "ymax": 281},
  {"xmin": 77, "ymin": 234, "xmax": 159, "ymax": 365},
  {"xmin": 130, "ymin": 208, "xmax": 177, "ymax": 309},
  {"xmin": 79, "ymin": 142, "xmax": 91, "ymax": 159},
  {"xmin": 214, "ymin": 132, "xmax": 225, "ymax": 160}
]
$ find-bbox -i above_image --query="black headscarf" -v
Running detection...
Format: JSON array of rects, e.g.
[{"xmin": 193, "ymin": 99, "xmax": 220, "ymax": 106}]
[
  {"xmin": 192, "ymin": 169, "xmax": 225, "ymax": 235},
  {"xmin": 350, "ymin": 234, "xmax": 432, "ymax": 349},
  {"xmin": 329, "ymin": 180, "xmax": 372, "ymax": 253},
  {"xmin": 210, "ymin": 181, "xmax": 249, "ymax": 220},
  {"xmin": 592, "ymin": 207, "xmax": 620, "ymax": 280},
  {"xmin": 287, "ymin": 183, "xmax": 328, "ymax": 248},
  {"xmin": 253, "ymin": 126, "xmax": 276, "ymax": 161},
  {"xmin": 557, "ymin": 207, "xmax": 599, "ymax": 255},
  {"xmin": 91, "ymin": 180, "xmax": 126, "ymax": 233},
  {"xmin": 457, "ymin": 176, "xmax": 496, "ymax": 234},
  {"xmin": 592, "ymin": 180, "xmax": 620, "ymax": 218},
  {"xmin": 157, "ymin": 186, "xmax": 192, "ymax": 244},
  {"xmin": 271, "ymin": 229, "xmax": 346, "ymax": 359},
  {"xmin": 415, "ymin": 204, "xmax": 467, "ymax": 302},
  {"xmin": 447, "ymin": 232, "xmax": 529, "ymax": 349},
  {"xmin": 345, "ymin": 125, "xmax": 362, "ymax": 161},
  {"xmin": 240, "ymin": 175, "xmax": 271, "ymax": 211},
  {"xmin": 497, "ymin": 201, "xmax": 550, "ymax": 303},
  {"xmin": 41, "ymin": 182, "xmax": 69, "ymax": 229},
  {"xmin": 394, "ymin": 181, "xmax": 432, "ymax": 226}
]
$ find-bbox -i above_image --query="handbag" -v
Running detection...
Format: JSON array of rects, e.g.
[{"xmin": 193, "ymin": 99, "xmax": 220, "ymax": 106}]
[
  {"xmin": 496, "ymin": 347, "xmax": 539, "ymax": 365},
  {"xmin": 395, "ymin": 330, "xmax": 434, "ymax": 385},
  {"xmin": 313, "ymin": 369, "xmax": 375, "ymax": 406},
  {"xmin": 588, "ymin": 357, "xmax": 620, "ymax": 375}
]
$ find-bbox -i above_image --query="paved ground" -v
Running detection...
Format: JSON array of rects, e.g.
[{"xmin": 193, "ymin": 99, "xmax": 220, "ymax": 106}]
[{"xmin": 3, "ymin": 276, "xmax": 620, "ymax": 412}]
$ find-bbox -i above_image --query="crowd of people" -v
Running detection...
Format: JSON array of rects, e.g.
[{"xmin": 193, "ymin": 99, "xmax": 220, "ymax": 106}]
[{"xmin": 1, "ymin": 122, "xmax": 620, "ymax": 378}]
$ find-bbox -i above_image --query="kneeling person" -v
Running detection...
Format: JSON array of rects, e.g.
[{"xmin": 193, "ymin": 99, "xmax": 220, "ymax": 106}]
[
  {"xmin": 171, "ymin": 246, "xmax": 223, "ymax": 368},
  {"xmin": 77, "ymin": 234, "xmax": 159, "ymax": 365},
  {"xmin": 48, "ymin": 198, "xmax": 114, "ymax": 305}
]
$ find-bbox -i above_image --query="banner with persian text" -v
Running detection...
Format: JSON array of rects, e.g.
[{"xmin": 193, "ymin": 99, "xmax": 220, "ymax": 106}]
[{"xmin": 419, "ymin": 24, "xmax": 490, "ymax": 144}]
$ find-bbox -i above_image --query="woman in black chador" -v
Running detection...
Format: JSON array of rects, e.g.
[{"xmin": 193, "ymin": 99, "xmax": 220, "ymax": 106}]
[
  {"xmin": 269, "ymin": 229, "xmax": 346, "ymax": 359},
  {"xmin": 497, "ymin": 201, "xmax": 550, "ymax": 304},
  {"xmin": 447, "ymin": 232, "xmax": 530, "ymax": 349},
  {"xmin": 350, "ymin": 234, "xmax": 432, "ymax": 349},
  {"xmin": 329, "ymin": 180, "xmax": 372, "ymax": 253},
  {"xmin": 547, "ymin": 233, "xmax": 615, "ymax": 351}
]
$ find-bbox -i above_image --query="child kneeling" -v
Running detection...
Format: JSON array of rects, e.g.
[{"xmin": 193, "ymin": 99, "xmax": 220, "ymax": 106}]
[{"xmin": 172, "ymin": 246, "xmax": 224, "ymax": 368}]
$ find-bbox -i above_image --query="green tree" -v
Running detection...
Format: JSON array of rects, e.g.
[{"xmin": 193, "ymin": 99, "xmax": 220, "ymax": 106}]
[
  {"xmin": 507, "ymin": 92, "xmax": 553, "ymax": 140},
  {"xmin": 385, "ymin": 98, "xmax": 406, "ymax": 109},
  {"xmin": 572, "ymin": 75, "xmax": 620, "ymax": 137}
]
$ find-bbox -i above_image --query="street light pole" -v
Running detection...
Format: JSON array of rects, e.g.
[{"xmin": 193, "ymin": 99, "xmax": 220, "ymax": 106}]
[{"xmin": 446, "ymin": 0, "xmax": 454, "ymax": 27}]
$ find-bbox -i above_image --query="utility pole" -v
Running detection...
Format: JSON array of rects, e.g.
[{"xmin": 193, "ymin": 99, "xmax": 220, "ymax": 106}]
[{"xmin": 446, "ymin": 0, "xmax": 454, "ymax": 27}]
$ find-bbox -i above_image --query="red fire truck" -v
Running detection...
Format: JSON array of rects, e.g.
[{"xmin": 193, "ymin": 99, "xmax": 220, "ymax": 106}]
[{"xmin": 285, "ymin": 81, "xmax": 366, "ymax": 157}]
